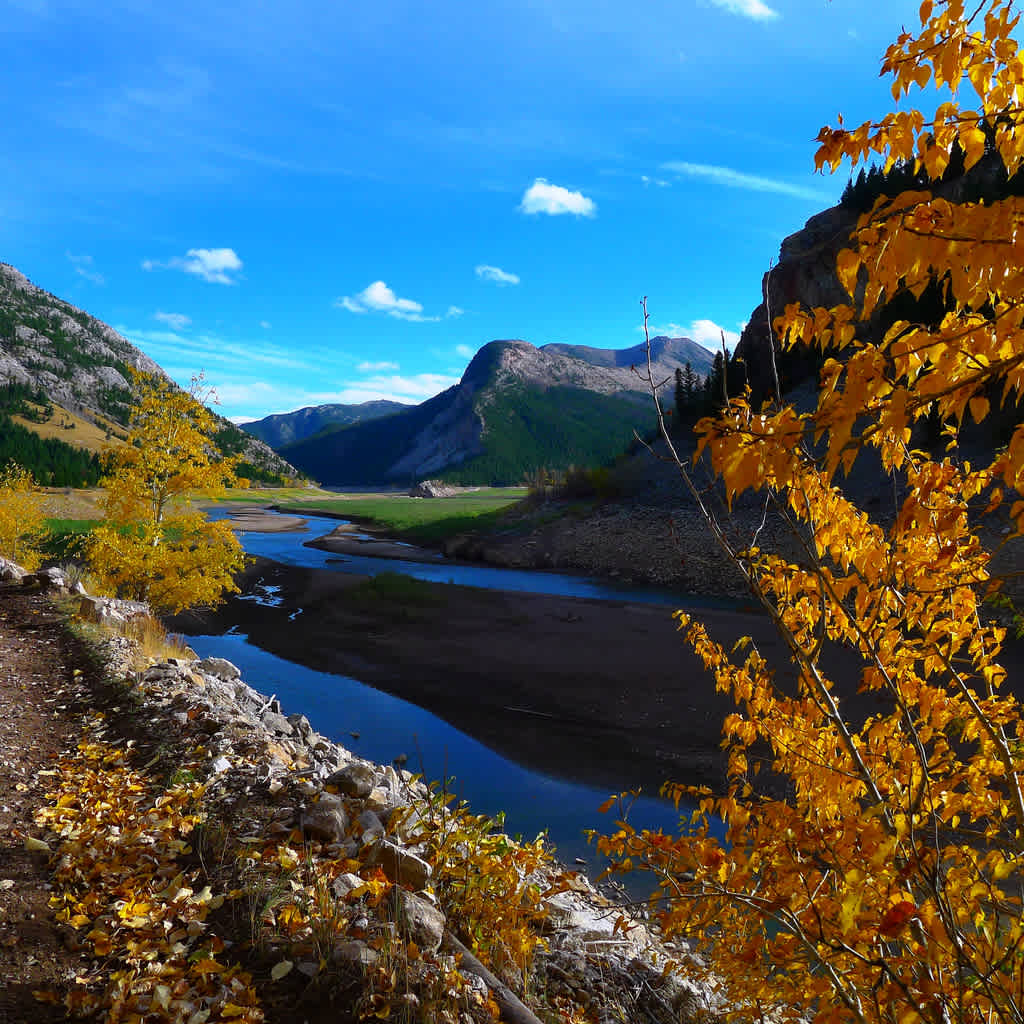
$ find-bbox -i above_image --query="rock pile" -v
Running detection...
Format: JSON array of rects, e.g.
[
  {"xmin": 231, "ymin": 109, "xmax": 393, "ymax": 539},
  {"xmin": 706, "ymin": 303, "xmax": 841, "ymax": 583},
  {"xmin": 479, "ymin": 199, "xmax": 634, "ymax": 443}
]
[{"xmin": 81, "ymin": 595, "xmax": 722, "ymax": 1023}]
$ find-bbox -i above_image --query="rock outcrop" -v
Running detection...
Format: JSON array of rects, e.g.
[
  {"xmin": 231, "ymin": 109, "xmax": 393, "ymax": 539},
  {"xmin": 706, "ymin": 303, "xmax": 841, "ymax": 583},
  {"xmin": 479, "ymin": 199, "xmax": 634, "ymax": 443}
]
[{"xmin": 0, "ymin": 263, "xmax": 299, "ymax": 482}]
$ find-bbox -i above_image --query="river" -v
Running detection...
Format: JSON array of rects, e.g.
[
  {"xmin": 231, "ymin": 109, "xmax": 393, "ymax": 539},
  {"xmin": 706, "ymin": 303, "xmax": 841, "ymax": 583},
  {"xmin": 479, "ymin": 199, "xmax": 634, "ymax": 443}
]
[{"xmin": 183, "ymin": 509, "xmax": 717, "ymax": 873}]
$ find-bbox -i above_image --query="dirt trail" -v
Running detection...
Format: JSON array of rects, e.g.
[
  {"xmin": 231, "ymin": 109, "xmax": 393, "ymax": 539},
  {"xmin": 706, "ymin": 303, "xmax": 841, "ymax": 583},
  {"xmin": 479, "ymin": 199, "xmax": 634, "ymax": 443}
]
[{"xmin": 0, "ymin": 585, "xmax": 92, "ymax": 1023}]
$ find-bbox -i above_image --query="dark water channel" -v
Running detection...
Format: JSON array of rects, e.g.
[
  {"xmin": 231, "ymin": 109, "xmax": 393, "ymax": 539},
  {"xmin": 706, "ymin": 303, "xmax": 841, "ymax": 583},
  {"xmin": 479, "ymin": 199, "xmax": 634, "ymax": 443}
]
[{"xmin": 185, "ymin": 509, "xmax": 717, "ymax": 874}]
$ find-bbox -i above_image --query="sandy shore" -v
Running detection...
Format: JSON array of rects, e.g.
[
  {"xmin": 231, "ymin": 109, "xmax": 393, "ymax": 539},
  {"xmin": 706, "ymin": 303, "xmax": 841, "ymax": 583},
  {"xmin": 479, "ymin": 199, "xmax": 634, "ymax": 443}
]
[
  {"xmin": 308, "ymin": 524, "xmax": 447, "ymax": 563},
  {"xmin": 222, "ymin": 506, "xmax": 310, "ymax": 532}
]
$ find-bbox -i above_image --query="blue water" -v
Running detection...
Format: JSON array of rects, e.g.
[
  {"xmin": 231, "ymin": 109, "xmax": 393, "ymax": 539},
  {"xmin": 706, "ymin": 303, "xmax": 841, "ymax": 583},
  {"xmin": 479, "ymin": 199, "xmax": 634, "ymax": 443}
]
[
  {"xmin": 217, "ymin": 507, "xmax": 740, "ymax": 610},
  {"xmin": 184, "ymin": 506, "xmax": 722, "ymax": 881},
  {"xmin": 183, "ymin": 630, "xmax": 687, "ymax": 874}
]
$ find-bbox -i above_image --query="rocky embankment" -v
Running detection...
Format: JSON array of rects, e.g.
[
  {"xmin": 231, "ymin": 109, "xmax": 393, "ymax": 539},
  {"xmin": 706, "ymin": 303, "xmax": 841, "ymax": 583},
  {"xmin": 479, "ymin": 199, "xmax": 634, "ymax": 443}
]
[
  {"xmin": 1, "ymin": 559, "xmax": 723, "ymax": 1024},
  {"xmin": 443, "ymin": 495, "xmax": 800, "ymax": 598}
]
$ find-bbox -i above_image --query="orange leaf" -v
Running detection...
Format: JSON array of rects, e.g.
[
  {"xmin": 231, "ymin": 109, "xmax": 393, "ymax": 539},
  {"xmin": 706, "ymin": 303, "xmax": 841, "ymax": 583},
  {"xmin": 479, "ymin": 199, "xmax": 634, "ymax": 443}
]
[{"xmin": 879, "ymin": 901, "xmax": 916, "ymax": 938}]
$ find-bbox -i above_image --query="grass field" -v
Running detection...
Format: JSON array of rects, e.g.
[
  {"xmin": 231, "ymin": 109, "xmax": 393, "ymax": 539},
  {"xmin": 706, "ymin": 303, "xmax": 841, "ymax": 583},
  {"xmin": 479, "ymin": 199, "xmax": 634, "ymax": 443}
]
[
  {"xmin": 13, "ymin": 404, "xmax": 127, "ymax": 452},
  {"xmin": 277, "ymin": 488, "xmax": 528, "ymax": 543}
]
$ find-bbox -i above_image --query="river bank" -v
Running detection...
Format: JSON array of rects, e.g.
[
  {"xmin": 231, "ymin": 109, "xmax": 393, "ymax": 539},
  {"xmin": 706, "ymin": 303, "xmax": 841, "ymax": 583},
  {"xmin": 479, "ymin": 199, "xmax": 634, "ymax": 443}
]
[
  {"xmin": 170, "ymin": 555, "xmax": 780, "ymax": 797},
  {"xmin": 0, "ymin": 566, "xmax": 718, "ymax": 1024}
]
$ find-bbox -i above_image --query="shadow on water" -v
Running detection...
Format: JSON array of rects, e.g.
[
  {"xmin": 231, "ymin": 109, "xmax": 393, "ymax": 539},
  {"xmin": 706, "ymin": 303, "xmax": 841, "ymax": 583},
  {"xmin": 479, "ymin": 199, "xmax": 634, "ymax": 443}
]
[
  {"xmin": 190, "ymin": 507, "xmax": 730, "ymax": 891},
  {"xmin": 183, "ymin": 629, "xmax": 696, "ymax": 884}
]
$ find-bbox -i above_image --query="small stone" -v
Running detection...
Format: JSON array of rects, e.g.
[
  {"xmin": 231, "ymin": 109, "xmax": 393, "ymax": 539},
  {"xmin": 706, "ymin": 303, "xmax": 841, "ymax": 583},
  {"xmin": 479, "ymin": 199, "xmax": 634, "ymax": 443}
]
[
  {"xmin": 332, "ymin": 940, "xmax": 378, "ymax": 968},
  {"xmin": 397, "ymin": 890, "xmax": 446, "ymax": 953},
  {"xmin": 300, "ymin": 793, "xmax": 349, "ymax": 843},
  {"xmin": 326, "ymin": 762, "xmax": 375, "ymax": 798},
  {"xmin": 196, "ymin": 657, "xmax": 241, "ymax": 681},
  {"xmin": 365, "ymin": 839, "xmax": 431, "ymax": 890},
  {"xmin": 262, "ymin": 711, "xmax": 294, "ymax": 736}
]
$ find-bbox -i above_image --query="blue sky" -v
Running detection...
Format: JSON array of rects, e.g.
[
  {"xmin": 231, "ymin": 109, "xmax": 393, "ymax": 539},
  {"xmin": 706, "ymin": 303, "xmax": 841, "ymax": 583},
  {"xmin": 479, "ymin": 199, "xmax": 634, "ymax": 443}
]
[{"xmin": 2, "ymin": 0, "xmax": 924, "ymax": 421}]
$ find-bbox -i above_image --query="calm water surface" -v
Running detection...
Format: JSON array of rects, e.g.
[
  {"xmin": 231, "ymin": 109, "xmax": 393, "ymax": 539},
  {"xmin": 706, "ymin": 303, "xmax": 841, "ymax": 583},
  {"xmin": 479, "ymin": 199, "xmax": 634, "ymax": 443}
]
[{"xmin": 185, "ymin": 507, "xmax": 720, "ymax": 874}]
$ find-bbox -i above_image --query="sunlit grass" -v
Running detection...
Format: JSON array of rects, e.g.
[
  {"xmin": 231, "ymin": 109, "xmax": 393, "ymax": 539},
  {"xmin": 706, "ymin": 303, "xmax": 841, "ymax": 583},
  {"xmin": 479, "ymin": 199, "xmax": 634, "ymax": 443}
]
[{"xmin": 277, "ymin": 488, "xmax": 527, "ymax": 543}]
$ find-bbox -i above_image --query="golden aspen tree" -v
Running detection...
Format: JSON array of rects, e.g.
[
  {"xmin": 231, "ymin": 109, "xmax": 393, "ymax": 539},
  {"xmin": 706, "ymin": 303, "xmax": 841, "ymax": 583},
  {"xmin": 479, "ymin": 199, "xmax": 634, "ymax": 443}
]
[
  {"xmin": 0, "ymin": 462, "xmax": 47, "ymax": 570},
  {"xmin": 86, "ymin": 371, "xmax": 245, "ymax": 615},
  {"xmin": 600, "ymin": 4, "xmax": 1024, "ymax": 1023}
]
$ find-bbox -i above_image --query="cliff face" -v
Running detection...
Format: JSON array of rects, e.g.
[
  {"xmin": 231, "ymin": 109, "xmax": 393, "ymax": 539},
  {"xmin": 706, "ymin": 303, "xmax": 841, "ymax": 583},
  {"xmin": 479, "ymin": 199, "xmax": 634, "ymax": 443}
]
[
  {"xmin": 735, "ymin": 150, "xmax": 1017, "ymax": 401},
  {"xmin": 732, "ymin": 205, "xmax": 857, "ymax": 399}
]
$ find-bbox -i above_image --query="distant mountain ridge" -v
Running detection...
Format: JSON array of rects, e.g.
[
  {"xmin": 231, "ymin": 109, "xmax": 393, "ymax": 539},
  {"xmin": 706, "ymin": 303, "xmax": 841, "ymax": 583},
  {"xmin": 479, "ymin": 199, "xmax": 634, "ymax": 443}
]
[
  {"xmin": 242, "ymin": 400, "xmax": 408, "ymax": 449},
  {"xmin": 0, "ymin": 263, "xmax": 300, "ymax": 483},
  {"xmin": 280, "ymin": 336, "xmax": 713, "ymax": 486},
  {"xmin": 542, "ymin": 336, "xmax": 713, "ymax": 371}
]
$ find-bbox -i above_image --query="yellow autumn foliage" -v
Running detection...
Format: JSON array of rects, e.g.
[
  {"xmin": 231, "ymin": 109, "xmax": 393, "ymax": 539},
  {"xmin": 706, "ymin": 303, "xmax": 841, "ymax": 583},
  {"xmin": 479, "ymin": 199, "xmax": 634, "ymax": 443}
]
[
  {"xmin": 601, "ymin": 4, "xmax": 1024, "ymax": 1023},
  {"xmin": 0, "ymin": 462, "xmax": 48, "ymax": 570},
  {"xmin": 87, "ymin": 371, "xmax": 245, "ymax": 615}
]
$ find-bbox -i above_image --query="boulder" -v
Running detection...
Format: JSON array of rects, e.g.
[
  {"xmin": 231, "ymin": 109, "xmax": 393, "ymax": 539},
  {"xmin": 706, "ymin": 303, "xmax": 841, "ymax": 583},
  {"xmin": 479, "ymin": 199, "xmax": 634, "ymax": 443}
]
[
  {"xmin": 396, "ymin": 890, "xmax": 446, "ymax": 953},
  {"xmin": 408, "ymin": 479, "xmax": 459, "ymax": 498},
  {"xmin": 365, "ymin": 839, "xmax": 432, "ymax": 890},
  {"xmin": 77, "ymin": 595, "xmax": 151, "ymax": 626},
  {"xmin": 0, "ymin": 558, "xmax": 26, "ymax": 582},
  {"xmin": 300, "ymin": 794, "xmax": 349, "ymax": 843},
  {"xmin": 196, "ymin": 657, "xmax": 241, "ymax": 681},
  {"xmin": 326, "ymin": 762, "xmax": 375, "ymax": 798}
]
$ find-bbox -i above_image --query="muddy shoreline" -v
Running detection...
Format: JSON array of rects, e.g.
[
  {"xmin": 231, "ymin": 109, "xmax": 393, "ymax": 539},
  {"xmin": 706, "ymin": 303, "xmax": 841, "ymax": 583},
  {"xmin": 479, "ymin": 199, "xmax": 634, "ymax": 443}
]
[{"xmin": 169, "ymin": 557, "xmax": 783, "ymax": 796}]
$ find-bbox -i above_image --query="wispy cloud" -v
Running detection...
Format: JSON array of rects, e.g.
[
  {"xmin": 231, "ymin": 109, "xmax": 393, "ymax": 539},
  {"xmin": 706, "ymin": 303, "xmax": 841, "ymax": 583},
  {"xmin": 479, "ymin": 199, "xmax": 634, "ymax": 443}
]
[
  {"xmin": 154, "ymin": 311, "xmax": 191, "ymax": 331},
  {"xmin": 475, "ymin": 264, "xmax": 520, "ymax": 285},
  {"xmin": 216, "ymin": 372, "xmax": 458, "ymax": 416},
  {"xmin": 445, "ymin": 305, "xmax": 465, "ymax": 318},
  {"xmin": 661, "ymin": 161, "xmax": 829, "ymax": 202},
  {"xmin": 259, "ymin": 320, "xmax": 272, "ymax": 329},
  {"xmin": 519, "ymin": 178, "xmax": 596, "ymax": 217},
  {"xmin": 455, "ymin": 344, "xmax": 475, "ymax": 359},
  {"xmin": 709, "ymin": 0, "xmax": 779, "ymax": 20},
  {"xmin": 66, "ymin": 250, "xmax": 104, "ymax": 285},
  {"xmin": 336, "ymin": 280, "xmax": 454, "ymax": 322},
  {"xmin": 142, "ymin": 247, "xmax": 243, "ymax": 284},
  {"xmin": 120, "ymin": 326, "xmax": 318, "ymax": 372},
  {"xmin": 358, "ymin": 360, "xmax": 400, "ymax": 372}
]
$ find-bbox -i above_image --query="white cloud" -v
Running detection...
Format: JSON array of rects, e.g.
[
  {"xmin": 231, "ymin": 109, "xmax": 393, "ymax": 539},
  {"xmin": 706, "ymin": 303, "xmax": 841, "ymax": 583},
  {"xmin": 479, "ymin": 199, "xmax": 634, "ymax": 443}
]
[
  {"xmin": 336, "ymin": 280, "xmax": 444, "ymax": 322},
  {"xmin": 709, "ymin": 0, "xmax": 779, "ymax": 20},
  {"xmin": 455, "ymin": 344, "xmax": 475, "ymax": 359},
  {"xmin": 143, "ymin": 247, "xmax": 243, "ymax": 284},
  {"xmin": 154, "ymin": 311, "xmax": 191, "ymax": 331},
  {"xmin": 639, "ymin": 318, "xmax": 742, "ymax": 352},
  {"xmin": 446, "ymin": 305, "xmax": 465, "ymax": 318},
  {"xmin": 475, "ymin": 264, "xmax": 520, "ymax": 285},
  {"xmin": 358, "ymin": 360, "xmax": 400, "ymax": 372},
  {"xmin": 519, "ymin": 178, "xmax": 596, "ymax": 217},
  {"xmin": 661, "ymin": 161, "xmax": 829, "ymax": 202},
  {"xmin": 685, "ymin": 318, "xmax": 742, "ymax": 351},
  {"xmin": 259, "ymin": 320, "xmax": 272, "ymax": 329}
]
